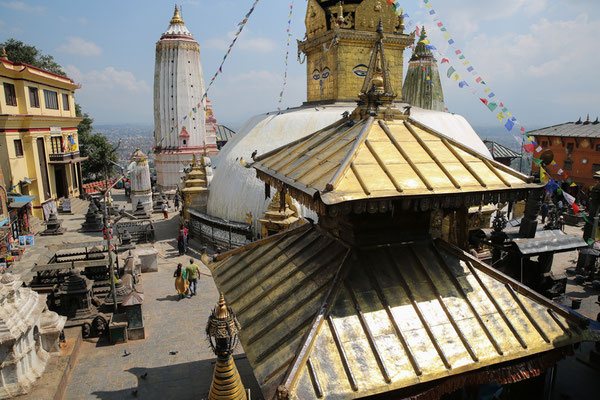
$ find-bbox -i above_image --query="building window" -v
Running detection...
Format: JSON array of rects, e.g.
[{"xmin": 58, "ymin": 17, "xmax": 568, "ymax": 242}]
[
  {"xmin": 28, "ymin": 87, "xmax": 41, "ymax": 108},
  {"xmin": 3, "ymin": 83, "xmax": 17, "ymax": 106},
  {"xmin": 51, "ymin": 136, "xmax": 63, "ymax": 154},
  {"xmin": 596, "ymin": 144, "xmax": 600, "ymax": 152},
  {"xmin": 541, "ymin": 141, "xmax": 548, "ymax": 148},
  {"xmin": 62, "ymin": 93, "xmax": 70, "ymax": 111},
  {"xmin": 594, "ymin": 164, "xmax": 600, "ymax": 174},
  {"xmin": 566, "ymin": 142, "xmax": 574, "ymax": 153},
  {"xmin": 14, "ymin": 139, "xmax": 24, "ymax": 157},
  {"xmin": 564, "ymin": 159, "xmax": 573, "ymax": 170},
  {"xmin": 43, "ymin": 89, "xmax": 59, "ymax": 109}
]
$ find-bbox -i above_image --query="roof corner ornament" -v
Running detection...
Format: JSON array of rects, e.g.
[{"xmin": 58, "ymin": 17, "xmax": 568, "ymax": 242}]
[{"xmin": 0, "ymin": 47, "xmax": 7, "ymax": 60}]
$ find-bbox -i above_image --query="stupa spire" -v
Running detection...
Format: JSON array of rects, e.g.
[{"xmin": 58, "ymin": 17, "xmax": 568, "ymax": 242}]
[
  {"xmin": 171, "ymin": 5, "xmax": 184, "ymax": 25},
  {"xmin": 402, "ymin": 24, "xmax": 445, "ymax": 111}
]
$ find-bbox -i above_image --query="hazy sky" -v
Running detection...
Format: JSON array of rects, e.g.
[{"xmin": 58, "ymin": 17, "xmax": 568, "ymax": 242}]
[{"xmin": 1, "ymin": 0, "xmax": 598, "ymax": 132}]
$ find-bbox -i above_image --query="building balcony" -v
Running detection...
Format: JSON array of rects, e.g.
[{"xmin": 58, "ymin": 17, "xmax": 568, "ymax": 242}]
[{"xmin": 48, "ymin": 151, "xmax": 88, "ymax": 164}]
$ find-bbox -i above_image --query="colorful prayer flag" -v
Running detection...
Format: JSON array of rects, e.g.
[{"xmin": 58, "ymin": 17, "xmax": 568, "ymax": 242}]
[
  {"xmin": 540, "ymin": 166, "xmax": 549, "ymax": 183},
  {"xmin": 563, "ymin": 191, "xmax": 579, "ymax": 214},
  {"xmin": 446, "ymin": 66, "xmax": 456, "ymax": 78}
]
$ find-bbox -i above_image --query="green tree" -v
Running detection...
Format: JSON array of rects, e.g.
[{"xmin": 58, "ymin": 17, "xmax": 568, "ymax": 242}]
[
  {"xmin": 75, "ymin": 104, "xmax": 117, "ymax": 182},
  {"xmin": 0, "ymin": 38, "xmax": 65, "ymax": 76}
]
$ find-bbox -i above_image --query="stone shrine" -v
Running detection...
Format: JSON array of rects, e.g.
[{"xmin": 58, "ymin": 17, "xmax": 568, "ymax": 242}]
[
  {"xmin": 129, "ymin": 148, "xmax": 153, "ymax": 212},
  {"xmin": 0, "ymin": 273, "xmax": 66, "ymax": 398},
  {"xmin": 81, "ymin": 202, "xmax": 103, "ymax": 232}
]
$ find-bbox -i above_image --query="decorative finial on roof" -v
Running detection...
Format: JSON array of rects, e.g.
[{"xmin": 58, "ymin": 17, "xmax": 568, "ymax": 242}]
[
  {"xmin": 171, "ymin": 4, "xmax": 184, "ymax": 25},
  {"xmin": 576, "ymin": 117, "xmax": 582, "ymax": 124},
  {"xmin": 357, "ymin": 18, "xmax": 396, "ymax": 109},
  {"xmin": 594, "ymin": 117, "xmax": 599, "ymax": 125},
  {"xmin": 583, "ymin": 114, "xmax": 591, "ymax": 125},
  {"xmin": 1, "ymin": 47, "xmax": 7, "ymax": 60},
  {"xmin": 420, "ymin": 25, "xmax": 427, "ymax": 41}
]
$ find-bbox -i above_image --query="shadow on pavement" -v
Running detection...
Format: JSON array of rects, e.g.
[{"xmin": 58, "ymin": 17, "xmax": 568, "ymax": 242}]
[{"xmin": 91, "ymin": 357, "xmax": 262, "ymax": 400}]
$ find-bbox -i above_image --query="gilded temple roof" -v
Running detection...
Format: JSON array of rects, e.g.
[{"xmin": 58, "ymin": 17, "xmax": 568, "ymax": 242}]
[
  {"xmin": 210, "ymin": 225, "xmax": 591, "ymax": 399},
  {"xmin": 251, "ymin": 116, "xmax": 537, "ymax": 207}
]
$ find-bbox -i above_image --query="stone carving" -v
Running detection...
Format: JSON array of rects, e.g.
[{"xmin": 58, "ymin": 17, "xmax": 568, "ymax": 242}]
[{"xmin": 0, "ymin": 273, "xmax": 66, "ymax": 398}]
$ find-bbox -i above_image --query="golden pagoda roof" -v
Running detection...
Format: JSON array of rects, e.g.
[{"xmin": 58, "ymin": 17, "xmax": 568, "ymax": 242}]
[
  {"xmin": 251, "ymin": 116, "xmax": 537, "ymax": 207},
  {"xmin": 209, "ymin": 224, "xmax": 591, "ymax": 400}
]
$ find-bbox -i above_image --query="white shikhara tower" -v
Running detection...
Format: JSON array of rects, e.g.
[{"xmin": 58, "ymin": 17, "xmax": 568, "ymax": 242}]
[{"xmin": 154, "ymin": 6, "xmax": 218, "ymax": 192}]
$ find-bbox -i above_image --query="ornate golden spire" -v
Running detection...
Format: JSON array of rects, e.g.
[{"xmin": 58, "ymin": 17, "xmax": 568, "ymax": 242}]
[
  {"xmin": 170, "ymin": 4, "xmax": 184, "ymax": 25},
  {"xmin": 1, "ymin": 48, "xmax": 7, "ymax": 60}
]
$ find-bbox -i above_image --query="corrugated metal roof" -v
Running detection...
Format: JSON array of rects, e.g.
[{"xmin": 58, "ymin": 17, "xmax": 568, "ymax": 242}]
[
  {"xmin": 527, "ymin": 120, "xmax": 600, "ymax": 138},
  {"xmin": 509, "ymin": 230, "xmax": 587, "ymax": 255},
  {"xmin": 216, "ymin": 124, "xmax": 236, "ymax": 142},
  {"xmin": 483, "ymin": 140, "xmax": 520, "ymax": 160},
  {"xmin": 210, "ymin": 225, "xmax": 590, "ymax": 400},
  {"xmin": 252, "ymin": 117, "xmax": 536, "ymax": 206}
]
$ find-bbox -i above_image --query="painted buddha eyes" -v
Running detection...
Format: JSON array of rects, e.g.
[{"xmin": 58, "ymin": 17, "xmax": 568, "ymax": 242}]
[
  {"xmin": 312, "ymin": 67, "xmax": 331, "ymax": 80},
  {"xmin": 312, "ymin": 69, "xmax": 321, "ymax": 80},
  {"xmin": 353, "ymin": 64, "xmax": 368, "ymax": 77}
]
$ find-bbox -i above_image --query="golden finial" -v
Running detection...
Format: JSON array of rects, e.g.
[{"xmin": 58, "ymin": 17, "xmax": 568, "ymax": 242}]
[
  {"xmin": 171, "ymin": 4, "xmax": 184, "ymax": 25},
  {"xmin": 1, "ymin": 48, "xmax": 7, "ymax": 60},
  {"xmin": 192, "ymin": 153, "xmax": 198, "ymax": 166},
  {"xmin": 215, "ymin": 293, "xmax": 230, "ymax": 319}
]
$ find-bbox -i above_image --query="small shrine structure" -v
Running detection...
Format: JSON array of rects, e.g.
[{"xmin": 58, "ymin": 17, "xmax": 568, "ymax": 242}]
[
  {"xmin": 129, "ymin": 148, "xmax": 153, "ymax": 212},
  {"xmin": 181, "ymin": 154, "xmax": 209, "ymax": 219}
]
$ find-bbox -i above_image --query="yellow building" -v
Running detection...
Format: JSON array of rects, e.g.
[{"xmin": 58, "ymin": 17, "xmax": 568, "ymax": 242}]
[{"xmin": 0, "ymin": 50, "xmax": 84, "ymax": 219}]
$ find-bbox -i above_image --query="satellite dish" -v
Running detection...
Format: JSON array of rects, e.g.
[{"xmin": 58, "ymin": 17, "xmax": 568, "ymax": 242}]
[{"xmin": 540, "ymin": 150, "xmax": 554, "ymax": 165}]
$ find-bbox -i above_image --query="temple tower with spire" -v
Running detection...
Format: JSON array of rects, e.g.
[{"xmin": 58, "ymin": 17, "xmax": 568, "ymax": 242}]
[
  {"xmin": 402, "ymin": 27, "xmax": 445, "ymax": 111},
  {"xmin": 153, "ymin": 5, "xmax": 218, "ymax": 192}
]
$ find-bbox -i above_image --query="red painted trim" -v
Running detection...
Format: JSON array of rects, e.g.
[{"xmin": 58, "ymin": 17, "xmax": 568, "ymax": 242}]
[
  {"xmin": 0, "ymin": 127, "xmax": 78, "ymax": 133},
  {"xmin": 1, "ymin": 58, "xmax": 75, "ymax": 82},
  {"xmin": 0, "ymin": 114, "xmax": 82, "ymax": 120}
]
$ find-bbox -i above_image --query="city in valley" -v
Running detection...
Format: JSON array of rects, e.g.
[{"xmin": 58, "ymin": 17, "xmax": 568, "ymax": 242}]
[{"xmin": 0, "ymin": 1, "xmax": 599, "ymax": 399}]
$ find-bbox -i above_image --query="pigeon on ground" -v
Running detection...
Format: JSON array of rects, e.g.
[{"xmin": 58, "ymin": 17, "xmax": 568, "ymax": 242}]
[
  {"xmin": 140, "ymin": 372, "xmax": 148, "ymax": 380},
  {"xmin": 169, "ymin": 350, "xmax": 179, "ymax": 355},
  {"xmin": 123, "ymin": 350, "xmax": 131, "ymax": 357},
  {"xmin": 132, "ymin": 390, "xmax": 138, "ymax": 397}
]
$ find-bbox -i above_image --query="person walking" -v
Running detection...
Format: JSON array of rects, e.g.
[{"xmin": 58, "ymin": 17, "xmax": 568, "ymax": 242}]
[
  {"xmin": 541, "ymin": 203, "xmax": 549, "ymax": 224},
  {"xmin": 173, "ymin": 263, "xmax": 188, "ymax": 300},
  {"xmin": 174, "ymin": 194, "xmax": 180, "ymax": 211},
  {"xmin": 161, "ymin": 201, "xmax": 169, "ymax": 219},
  {"xmin": 124, "ymin": 179, "xmax": 131, "ymax": 197},
  {"xmin": 177, "ymin": 234, "xmax": 185, "ymax": 255},
  {"xmin": 186, "ymin": 258, "xmax": 200, "ymax": 296},
  {"xmin": 179, "ymin": 225, "xmax": 189, "ymax": 253}
]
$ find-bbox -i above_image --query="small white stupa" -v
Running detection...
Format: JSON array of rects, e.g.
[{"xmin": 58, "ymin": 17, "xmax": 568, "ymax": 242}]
[
  {"xmin": 0, "ymin": 273, "xmax": 66, "ymax": 398},
  {"xmin": 129, "ymin": 148, "xmax": 153, "ymax": 212}
]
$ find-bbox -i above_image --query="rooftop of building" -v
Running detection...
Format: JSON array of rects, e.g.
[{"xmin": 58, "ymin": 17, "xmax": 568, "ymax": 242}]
[
  {"xmin": 0, "ymin": 50, "xmax": 77, "ymax": 88},
  {"xmin": 527, "ymin": 115, "xmax": 600, "ymax": 138},
  {"xmin": 210, "ymin": 223, "xmax": 591, "ymax": 400},
  {"xmin": 483, "ymin": 139, "xmax": 521, "ymax": 160}
]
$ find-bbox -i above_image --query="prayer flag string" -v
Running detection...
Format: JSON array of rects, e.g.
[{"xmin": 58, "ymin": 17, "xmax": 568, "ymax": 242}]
[{"xmin": 277, "ymin": 0, "xmax": 295, "ymax": 111}]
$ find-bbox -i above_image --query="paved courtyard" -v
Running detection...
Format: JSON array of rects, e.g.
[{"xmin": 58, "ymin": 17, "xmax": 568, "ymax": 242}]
[{"xmin": 6, "ymin": 191, "xmax": 599, "ymax": 399}]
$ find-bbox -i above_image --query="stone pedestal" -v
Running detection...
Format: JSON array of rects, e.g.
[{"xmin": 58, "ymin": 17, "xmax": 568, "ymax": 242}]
[{"xmin": 133, "ymin": 248, "xmax": 158, "ymax": 273}]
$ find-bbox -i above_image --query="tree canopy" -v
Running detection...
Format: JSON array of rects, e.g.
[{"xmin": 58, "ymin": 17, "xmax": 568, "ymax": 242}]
[{"xmin": 1, "ymin": 38, "xmax": 66, "ymax": 76}]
